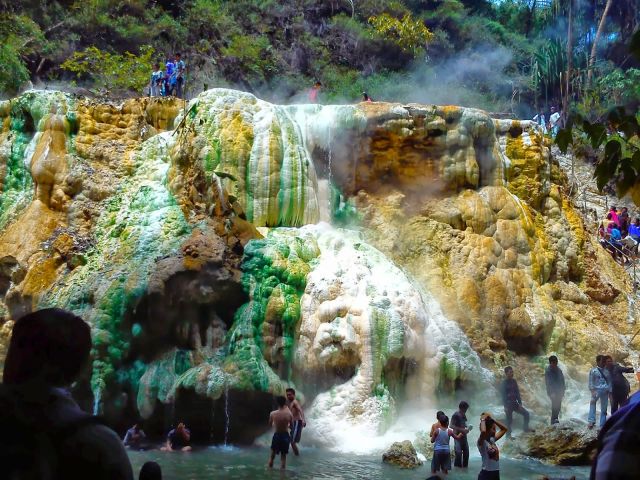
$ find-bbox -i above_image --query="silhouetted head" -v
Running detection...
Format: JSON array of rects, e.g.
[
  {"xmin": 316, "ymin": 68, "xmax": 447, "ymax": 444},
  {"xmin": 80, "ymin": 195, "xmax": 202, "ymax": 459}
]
[
  {"xmin": 276, "ymin": 395, "xmax": 287, "ymax": 408},
  {"xmin": 362, "ymin": 92, "xmax": 370, "ymax": 101},
  {"xmin": 549, "ymin": 355, "xmax": 558, "ymax": 367},
  {"xmin": 504, "ymin": 366, "xmax": 514, "ymax": 379},
  {"xmin": 313, "ymin": 81, "xmax": 322, "ymax": 88},
  {"xmin": 153, "ymin": 63, "xmax": 160, "ymax": 70},
  {"xmin": 596, "ymin": 354, "xmax": 604, "ymax": 367},
  {"xmin": 286, "ymin": 388, "xmax": 296, "ymax": 402},
  {"xmin": 3, "ymin": 308, "xmax": 91, "ymax": 387},
  {"xmin": 459, "ymin": 401, "xmax": 469, "ymax": 412},
  {"xmin": 175, "ymin": 53, "xmax": 181, "ymax": 60},
  {"xmin": 622, "ymin": 207, "xmax": 628, "ymax": 213},
  {"xmin": 436, "ymin": 410, "xmax": 445, "ymax": 422},
  {"xmin": 139, "ymin": 461, "xmax": 162, "ymax": 480}
]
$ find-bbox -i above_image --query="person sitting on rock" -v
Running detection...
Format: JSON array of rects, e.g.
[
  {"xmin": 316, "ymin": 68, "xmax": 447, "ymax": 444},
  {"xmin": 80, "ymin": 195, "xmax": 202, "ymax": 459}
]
[
  {"xmin": 604, "ymin": 355, "xmax": 635, "ymax": 415},
  {"xmin": 591, "ymin": 389, "xmax": 640, "ymax": 479},
  {"xmin": 430, "ymin": 414, "xmax": 463, "ymax": 476},
  {"xmin": 545, "ymin": 355, "xmax": 566, "ymax": 424},
  {"xmin": 589, "ymin": 355, "xmax": 612, "ymax": 429},
  {"xmin": 162, "ymin": 422, "xmax": 192, "ymax": 451},
  {"xmin": 500, "ymin": 366, "xmax": 530, "ymax": 434}
]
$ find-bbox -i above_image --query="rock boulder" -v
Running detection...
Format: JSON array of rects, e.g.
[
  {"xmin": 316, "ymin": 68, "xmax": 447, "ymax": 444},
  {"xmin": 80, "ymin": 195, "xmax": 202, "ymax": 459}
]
[
  {"xmin": 382, "ymin": 440, "xmax": 423, "ymax": 469},
  {"xmin": 502, "ymin": 419, "xmax": 598, "ymax": 465}
]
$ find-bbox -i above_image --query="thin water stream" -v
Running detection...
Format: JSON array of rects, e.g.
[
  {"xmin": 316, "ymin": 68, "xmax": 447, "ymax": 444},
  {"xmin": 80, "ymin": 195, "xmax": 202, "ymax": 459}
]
[{"xmin": 129, "ymin": 448, "xmax": 589, "ymax": 479}]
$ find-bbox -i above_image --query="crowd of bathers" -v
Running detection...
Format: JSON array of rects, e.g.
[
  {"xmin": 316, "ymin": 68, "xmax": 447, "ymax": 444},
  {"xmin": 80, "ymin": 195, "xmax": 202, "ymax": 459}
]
[
  {"xmin": 149, "ymin": 53, "xmax": 186, "ymax": 98},
  {"xmin": 598, "ymin": 205, "xmax": 640, "ymax": 262}
]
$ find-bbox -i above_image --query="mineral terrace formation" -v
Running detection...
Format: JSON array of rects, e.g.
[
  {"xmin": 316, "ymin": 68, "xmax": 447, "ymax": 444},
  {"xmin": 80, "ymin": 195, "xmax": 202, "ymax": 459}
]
[{"xmin": 0, "ymin": 89, "xmax": 635, "ymax": 445}]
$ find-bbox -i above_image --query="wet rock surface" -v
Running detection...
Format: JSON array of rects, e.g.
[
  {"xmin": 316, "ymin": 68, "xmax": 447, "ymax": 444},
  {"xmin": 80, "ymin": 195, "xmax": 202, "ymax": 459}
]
[
  {"xmin": 502, "ymin": 419, "xmax": 598, "ymax": 465},
  {"xmin": 382, "ymin": 440, "xmax": 423, "ymax": 469}
]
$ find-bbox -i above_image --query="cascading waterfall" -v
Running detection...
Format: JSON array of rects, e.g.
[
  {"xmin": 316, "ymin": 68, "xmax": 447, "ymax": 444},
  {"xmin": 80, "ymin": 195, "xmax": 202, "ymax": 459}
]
[{"xmin": 224, "ymin": 380, "xmax": 231, "ymax": 446}]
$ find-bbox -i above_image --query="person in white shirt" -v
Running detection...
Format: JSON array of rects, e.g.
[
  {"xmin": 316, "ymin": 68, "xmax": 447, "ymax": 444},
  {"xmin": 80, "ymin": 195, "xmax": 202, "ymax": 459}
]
[{"xmin": 549, "ymin": 106, "xmax": 561, "ymax": 136}]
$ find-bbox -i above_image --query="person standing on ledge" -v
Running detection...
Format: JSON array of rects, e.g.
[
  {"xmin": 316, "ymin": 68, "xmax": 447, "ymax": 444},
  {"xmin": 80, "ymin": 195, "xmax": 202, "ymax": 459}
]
[
  {"xmin": 286, "ymin": 387, "xmax": 306, "ymax": 456},
  {"xmin": 605, "ymin": 355, "xmax": 635, "ymax": 414},
  {"xmin": 451, "ymin": 401, "xmax": 472, "ymax": 468},
  {"xmin": 589, "ymin": 355, "xmax": 612, "ymax": 429},
  {"xmin": 268, "ymin": 396, "xmax": 293, "ymax": 469},
  {"xmin": 501, "ymin": 366, "xmax": 530, "ymax": 434},
  {"xmin": 0, "ymin": 308, "xmax": 133, "ymax": 479},
  {"xmin": 308, "ymin": 81, "xmax": 321, "ymax": 103},
  {"xmin": 545, "ymin": 355, "xmax": 566, "ymax": 424}
]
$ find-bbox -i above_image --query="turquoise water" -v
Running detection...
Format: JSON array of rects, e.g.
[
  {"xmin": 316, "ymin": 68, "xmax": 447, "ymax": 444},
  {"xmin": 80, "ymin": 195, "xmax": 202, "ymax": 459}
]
[{"xmin": 129, "ymin": 447, "xmax": 590, "ymax": 479}]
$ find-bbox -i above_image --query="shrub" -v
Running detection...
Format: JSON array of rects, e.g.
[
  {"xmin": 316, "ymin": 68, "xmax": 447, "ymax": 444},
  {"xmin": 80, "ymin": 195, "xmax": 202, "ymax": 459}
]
[{"xmin": 61, "ymin": 45, "xmax": 155, "ymax": 92}]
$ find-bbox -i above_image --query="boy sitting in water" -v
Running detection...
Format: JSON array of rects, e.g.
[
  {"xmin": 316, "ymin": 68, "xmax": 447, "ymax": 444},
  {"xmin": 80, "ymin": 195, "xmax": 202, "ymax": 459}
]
[
  {"xmin": 268, "ymin": 396, "xmax": 293, "ymax": 469},
  {"xmin": 431, "ymin": 415, "xmax": 463, "ymax": 475}
]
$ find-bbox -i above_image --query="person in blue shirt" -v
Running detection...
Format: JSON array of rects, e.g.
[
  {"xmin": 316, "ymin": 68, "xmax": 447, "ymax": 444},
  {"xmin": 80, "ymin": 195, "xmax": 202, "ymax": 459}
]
[
  {"xmin": 123, "ymin": 422, "xmax": 146, "ymax": 449},
  {"xmin": 173, "ymin": 53, "xmax": 186, "ymax": 99},
  {"xmin": 629, "ymin": 218, "xmax": 640, "ymax": 241},
  {"xmin": 609, "ymin": 225, "xmax": 624, "ymax": 261},
  {"xmin": 589, "ymin": 355, "xmax": 612, "ymax": 429},
  {"xmin": 164, "ymin": 58, "xmax": 175, "ymax": 97}
]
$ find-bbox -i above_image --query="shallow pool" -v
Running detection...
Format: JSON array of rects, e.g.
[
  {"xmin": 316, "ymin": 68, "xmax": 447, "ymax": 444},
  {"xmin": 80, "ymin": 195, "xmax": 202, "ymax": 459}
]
[{"xmin": 129, "ymin": 447, "xmax": 590, "ymax": 479}]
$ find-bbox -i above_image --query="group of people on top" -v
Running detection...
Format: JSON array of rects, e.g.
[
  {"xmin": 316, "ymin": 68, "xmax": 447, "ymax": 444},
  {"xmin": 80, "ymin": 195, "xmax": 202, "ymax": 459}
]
[
  {"xmin": 598, "ymin": 205, "xmax": 640, "ymax": 261},
  {"xmin": 532, "ymin": 105, "xmax": 562, "ymax": 136},
  {"xmin": 149, "ymin": 53, "xmax": 186, "ymax": 98}
]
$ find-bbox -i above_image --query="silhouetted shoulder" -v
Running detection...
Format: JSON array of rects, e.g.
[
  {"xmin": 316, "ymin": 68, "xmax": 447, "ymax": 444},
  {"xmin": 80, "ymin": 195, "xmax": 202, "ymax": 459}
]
[{"xmin": 60, "ymin": 423, "xmax": 133, "ymax": 480}]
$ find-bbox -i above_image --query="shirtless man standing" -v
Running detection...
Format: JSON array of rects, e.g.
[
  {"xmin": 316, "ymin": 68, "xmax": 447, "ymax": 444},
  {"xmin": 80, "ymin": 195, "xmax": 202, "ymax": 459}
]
[
  {"xmin": 286, "ymin": 388, "xmax": 306, "ymax": 456},
  {"xmin": 269, "ymin": 396, "xmax": 293, "ymax": 469}
]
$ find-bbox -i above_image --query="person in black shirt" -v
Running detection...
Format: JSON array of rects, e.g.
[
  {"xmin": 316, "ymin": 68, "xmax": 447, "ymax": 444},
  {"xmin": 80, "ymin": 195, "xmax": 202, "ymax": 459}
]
[
  {"xmin": 450, "ymin": 400, "xmax": 472, "ymax": 468},
  {"xmin": 545, "ymin": 355, "xmax": 566, "ymax": 424},
  {"xmin": 605, "ymin": 355, "xmax": 635, "ymax": 414},
  {"xmin": 501, "ymin": 366, "xmax": 530, "ymax": 434}
]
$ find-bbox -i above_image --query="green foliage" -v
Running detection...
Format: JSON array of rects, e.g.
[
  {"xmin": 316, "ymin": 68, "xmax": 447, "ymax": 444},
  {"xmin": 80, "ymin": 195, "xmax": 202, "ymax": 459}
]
[
  {"xmin": 368, "ymin": 12, "xmax": 433, "ymax": 56},
  {"xmin": 220, "ymin": 35, "xmax": 278, "ymax": 84},
  {"xmin": 61, "ymin": 45, "xmax": 155, "ymax": 91},
  {"xmin": 557, "ymin": 108, "xmax": 640, "ymax": 196}
]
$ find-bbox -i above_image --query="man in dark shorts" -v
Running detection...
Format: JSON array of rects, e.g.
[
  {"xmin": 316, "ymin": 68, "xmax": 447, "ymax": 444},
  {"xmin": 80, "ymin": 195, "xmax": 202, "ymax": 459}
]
[
  {"xmin": 269, "ymin": 396, "xmax": 293, "ymax": 469},
  {"xmin": 451, "ymin": 400, "xmax": 472, "ymax": 468},
  {"xmin": 286, "ymin": 387, "xmax": 306, "ymax": 455}
]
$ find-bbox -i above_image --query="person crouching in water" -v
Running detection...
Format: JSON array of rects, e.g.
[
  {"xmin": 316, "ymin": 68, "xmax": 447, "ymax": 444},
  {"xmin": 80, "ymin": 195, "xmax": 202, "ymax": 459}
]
[
  {"xmin": 430, "ymin": 414, "xmax": 463, "ymax": 476},
  {"xmin": 162, "ymin": 422, "xmax": 191, "ymax": 451},
  {"xmin": 268, "ymin": 396, "xmax": 293, "ymax": 469},
  {"xmin": 477, "ymin": 413, "xmax": 508, "ymax": 480},
  {"xmin": 286, "ymin": 387, "xmax": 306, "ymax": 455}
]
